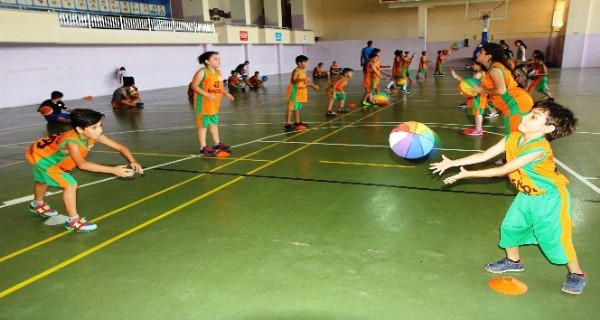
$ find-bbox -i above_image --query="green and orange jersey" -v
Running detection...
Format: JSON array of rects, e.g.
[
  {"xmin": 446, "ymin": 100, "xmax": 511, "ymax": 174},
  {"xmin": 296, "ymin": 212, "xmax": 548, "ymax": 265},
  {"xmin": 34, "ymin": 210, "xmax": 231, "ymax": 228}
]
[
  {"xmin": 419, "ymin": 56, "xmax": 428, "ymax": 70},
  {"xmin": 26, "ymin": 130, "xmax": 96, "ymax": 173},
  {"xmin": 286, "ymin": 67, "xmax": 308, "ymax": 103},
  {"xmin": 195, "ymin": 67, "xmax": 224, "ymax": 116},
  {"xmin": 325, "ymin": 76, "xmax": 348, "ymax": 93},
  {"xmin": 481, "ymin": 62, "xmax": 533, "ymax": 117},
  {"xmin": 391, "ymin": 56, "xmax": 403, "ymax": 77},
  {"xmin": 505, "ymin": 131, "xmax": 569, "ymax": 195},
  {"xmin": 363, "ymin": 60, "xmax": 381, "ymax": 89}
]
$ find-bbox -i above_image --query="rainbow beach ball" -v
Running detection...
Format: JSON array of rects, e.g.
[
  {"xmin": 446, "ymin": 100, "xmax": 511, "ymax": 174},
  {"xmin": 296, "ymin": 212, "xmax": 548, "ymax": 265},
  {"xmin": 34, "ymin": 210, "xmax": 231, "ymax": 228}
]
[
  {"xmin": 372, "ymin": 93, "xmax": 389, "ymax": 106},
  {"xmin": 389, "ymin": 121, "xmax": 437, "ymax": 159},
  {"xmin": 458, "ymin": 77, "xmax": 481, "ymax": 97}
]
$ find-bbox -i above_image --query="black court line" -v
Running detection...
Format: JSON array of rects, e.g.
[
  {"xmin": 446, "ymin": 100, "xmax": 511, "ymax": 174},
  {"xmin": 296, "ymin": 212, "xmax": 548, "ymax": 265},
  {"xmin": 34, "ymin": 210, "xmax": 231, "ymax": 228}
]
[{"xmin": 153, "ymin": 167, "xmax": 516, "ymax": 197}]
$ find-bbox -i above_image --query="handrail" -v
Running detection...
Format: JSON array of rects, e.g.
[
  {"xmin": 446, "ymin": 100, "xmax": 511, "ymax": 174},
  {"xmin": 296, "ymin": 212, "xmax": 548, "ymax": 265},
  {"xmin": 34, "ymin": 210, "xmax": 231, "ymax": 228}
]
[{"xmin": 58, "ymin": 12, "xmax": 215, "ymax": 33}]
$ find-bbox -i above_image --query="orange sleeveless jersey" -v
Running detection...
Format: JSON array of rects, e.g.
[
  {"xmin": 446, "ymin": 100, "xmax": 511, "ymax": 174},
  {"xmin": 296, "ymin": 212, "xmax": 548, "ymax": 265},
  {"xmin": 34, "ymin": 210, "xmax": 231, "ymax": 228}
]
[
  {"xmin": 481, "ymin": 62, "xmax": 533, "ymax": 117},
  {"xmin": 26, "ymin": 130, "xmax": 96, "ymax": 173},
  {"xmin": 505, "ymin": 132, "xmax": 568, "ymax": 195},
  {"xmin": 286, "ymin": 68, "xmax": 308, "ymax": 102},
  {"xmin": 195, "ymin": 67, "xmax": 223, "ymax": 115}
]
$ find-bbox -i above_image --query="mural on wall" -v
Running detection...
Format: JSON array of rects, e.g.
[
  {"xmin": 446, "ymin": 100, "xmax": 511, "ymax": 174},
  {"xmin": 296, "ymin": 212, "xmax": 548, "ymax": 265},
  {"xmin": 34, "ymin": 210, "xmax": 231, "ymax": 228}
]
[{"xmin": 0, "ymin": 0, "xmax": 171, "ymax": 17}]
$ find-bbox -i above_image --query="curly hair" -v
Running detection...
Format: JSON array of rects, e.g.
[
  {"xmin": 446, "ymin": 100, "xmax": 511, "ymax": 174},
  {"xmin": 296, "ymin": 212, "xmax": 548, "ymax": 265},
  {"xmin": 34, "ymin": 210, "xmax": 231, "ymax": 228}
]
[{"xmin": 532, "ymin": 100, "xmax": 577, "ymax": 141}]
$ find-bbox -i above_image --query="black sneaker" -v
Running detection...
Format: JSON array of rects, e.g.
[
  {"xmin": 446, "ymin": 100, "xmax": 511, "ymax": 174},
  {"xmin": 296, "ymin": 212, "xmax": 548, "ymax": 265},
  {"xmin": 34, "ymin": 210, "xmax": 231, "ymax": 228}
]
[
  {"xmin": 213, "ymin": 142, "xmax": 230, "ymax": 151},
  {"xmin": 325, "ymin": 110, "xmax": 336, "ymax": 117},
  {"xmin": 284, "ymin": 123, "xmax": 294, "ymax": 131},
  {"xmin": 200, "ymin": 146, "xmax": 214, "ymax": 157},
  {"xmin": 136, "ymin": 102, "xmax": 145, "ymax": 108}
]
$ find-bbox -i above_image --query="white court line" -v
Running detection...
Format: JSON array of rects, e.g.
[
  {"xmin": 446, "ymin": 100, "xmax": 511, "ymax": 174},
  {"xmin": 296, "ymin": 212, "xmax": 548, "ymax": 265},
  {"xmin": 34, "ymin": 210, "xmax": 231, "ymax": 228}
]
[
  {"xmin": 555, "ymin": 159, "xmax": 600, "ymax": 194},
  {"xmin": 257, "ymin": 140, "xmax": 483, "ymax": 152},
  {"xmin": 0, "ymin": 130, "xmax": 291, "ymax": 209},
  {"xmin": 2, "ymin": 121, "xmax": 598, "ymax": 208}
]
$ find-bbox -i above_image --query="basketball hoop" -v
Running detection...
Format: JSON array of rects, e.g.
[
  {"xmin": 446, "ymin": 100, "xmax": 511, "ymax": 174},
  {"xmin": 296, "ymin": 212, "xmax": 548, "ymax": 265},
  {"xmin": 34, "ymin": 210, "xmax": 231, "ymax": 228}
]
[{"xmin": 482, "ymin": 14, "xmax": 490, "ymax": 31}]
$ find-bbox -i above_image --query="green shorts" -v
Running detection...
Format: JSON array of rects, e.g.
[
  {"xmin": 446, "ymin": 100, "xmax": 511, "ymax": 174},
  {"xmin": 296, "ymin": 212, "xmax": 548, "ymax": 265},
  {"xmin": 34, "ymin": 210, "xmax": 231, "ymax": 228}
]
[
  {"xmin": 499, "ymin": 188, "xmax": 576, "ymax": 264},
  {"xmin": 196, "ymin": 114, "xmax": 219, "ymax": 128},
  {"xmin": 33, "ymin": 166, "xmax": 76, "ymax": 188},
  {"xmin": 288, "ymin": 101, "xmax": 303, "ymax": 111}
]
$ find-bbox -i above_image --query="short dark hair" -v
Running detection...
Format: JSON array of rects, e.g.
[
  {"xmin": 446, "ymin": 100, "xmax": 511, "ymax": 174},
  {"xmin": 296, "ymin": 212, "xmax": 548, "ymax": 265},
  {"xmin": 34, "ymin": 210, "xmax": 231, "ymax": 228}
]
[
  {"xmin": 198, "ymin": 51, "xmax": 219, "ymax": 65},
  {"xmin": 532, "ymin": 100, "xmax": 577, "ymax": 141},
  {"xmin": 367, "ymin": 40, "xmax": 373, "ymax": 46},
  {"xmin": 295, "ymin": 55, "xmax": 309, "ymax": 64},
  {"xmin": 119, "ymin": 67, "xmax": 126, "ymax": 71},
  {"xmin": 342, "ymin": 68, "xmax": 353, "ymax": 75},
  {"xmin": 51, "ymin": 91, "xmax": 63, "ymax": 99},
  {"xmin": 123, "ymin": 77, "xmax": 134, "ymax": 87},
  {"xmin": 70, "ymin": 109, "xmax": 105, "ymax": 130}
]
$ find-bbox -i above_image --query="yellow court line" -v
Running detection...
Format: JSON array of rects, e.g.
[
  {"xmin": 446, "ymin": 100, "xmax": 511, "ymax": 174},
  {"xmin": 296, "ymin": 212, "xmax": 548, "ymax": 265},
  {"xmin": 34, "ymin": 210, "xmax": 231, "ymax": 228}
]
[
  {"xmin": 0, "ymin": 161, "xmax": 25, "ymax": 169},
  {"xmin": 319, "ymin": 160, "xmax": 414, "ymax": 169},
  {"xmin": 0, "ymin": 102, "xmax": 394, "ymax": 298},
  {"xmin": 0, "ymin": 109, "xmax": 329, "ymax": 265}
]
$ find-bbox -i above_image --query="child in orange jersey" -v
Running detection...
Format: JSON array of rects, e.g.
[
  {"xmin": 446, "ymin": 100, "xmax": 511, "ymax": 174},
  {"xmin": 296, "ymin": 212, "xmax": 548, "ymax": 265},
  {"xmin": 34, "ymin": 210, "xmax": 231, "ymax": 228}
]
[
  {"xmin": 451, "ymin": 60, "xmax": 488, "ymax": 136},
  {"xmin": 362, "ymin": 49, "xmax": 390, "ymax": 106},
  {"xmin": 26, "ymin": 109, "xmax": 143, "ymax": 232},
  {"xmin": 285, "ymin": 55, "xmax": 320, "ymax": 131},
  {"xmin": 416, "ymin": 51, "xmax": 430, "ymax": 79},
  {"xmin": 527, "ymin": 53, "xmax": 554, "ymax": 101},
  {"xmin": 190, "ymin": 51, "xmax": 235, "ymax": 156},
  {"xmin": 431, "ymin": 101, "xmax": 586, "ymax": 295},
  {"xmin": 325, "ymin": 68, "xmax": 354, "ymax": 116}
]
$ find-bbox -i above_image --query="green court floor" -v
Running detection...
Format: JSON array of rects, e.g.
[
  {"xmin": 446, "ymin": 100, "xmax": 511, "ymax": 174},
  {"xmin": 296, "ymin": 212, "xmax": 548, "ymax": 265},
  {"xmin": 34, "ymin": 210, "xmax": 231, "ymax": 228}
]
[{"xmin": 0, "ymin": 68, "xmax": 599, "ymax": 319}]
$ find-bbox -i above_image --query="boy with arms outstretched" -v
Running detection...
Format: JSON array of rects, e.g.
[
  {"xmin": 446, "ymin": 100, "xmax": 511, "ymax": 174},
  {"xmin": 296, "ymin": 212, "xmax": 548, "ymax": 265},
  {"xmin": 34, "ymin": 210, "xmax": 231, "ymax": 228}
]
[
  {"xmin": 430, "ymin": 101, "xmax": 587, "ymax": 294},
  {"xmin": 26, "ymin": 109, "xmax": 143, "ymax": 232}
]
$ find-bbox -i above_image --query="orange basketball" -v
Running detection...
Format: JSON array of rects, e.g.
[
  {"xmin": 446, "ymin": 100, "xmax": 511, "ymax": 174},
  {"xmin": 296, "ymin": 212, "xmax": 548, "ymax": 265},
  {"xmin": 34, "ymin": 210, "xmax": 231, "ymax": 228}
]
[
  {"xmin": 348, "ymin": 103, "xmax": 356, "ymax": 108},
  {"xmin": 39, "ymin": 106, "xmax": 53, "ymax": 116}
]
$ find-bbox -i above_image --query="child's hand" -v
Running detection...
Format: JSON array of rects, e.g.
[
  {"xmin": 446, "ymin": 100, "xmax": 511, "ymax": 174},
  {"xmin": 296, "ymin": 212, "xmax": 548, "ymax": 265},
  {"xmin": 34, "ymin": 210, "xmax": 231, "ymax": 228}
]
[
  {"xmin": 311, "ymin": 84, "xmax": 320, "ymax": 90},
  {"xmin": 429, "ymin": 155, "xmax": 454, "ymax": 175},
  {"xmin": 114, "ymin": 165, "xmax": 135, "ymax": 177},
  {"xmin": 443, "ymin": 166, "xmax": 469, "ymax": 184},
  {"xmin": 225, "ymin": 92, "xmax": 235, "ymax": 101},
  {"xmin": 206, "ymin": 94, "xmax": 217, "ymax": 101},
  {"xmin": 451, "ymin": 69, "xmax": 461, "ymax": 81},
  {"xmin": 472, "ymin": 86, "xmax": 483, "ymax": 94},
  {"xmin": 130, "ymin": 162, "xmax": 144, "ymax": 175}
]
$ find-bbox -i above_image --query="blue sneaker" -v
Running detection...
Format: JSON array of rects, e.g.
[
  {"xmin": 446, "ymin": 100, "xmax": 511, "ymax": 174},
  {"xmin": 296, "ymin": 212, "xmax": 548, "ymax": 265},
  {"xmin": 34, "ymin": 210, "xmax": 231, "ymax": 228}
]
[
  {"xmin": 485, "ymin": 257, "xmax": 525, "ymax": 273},
  {"xmin": 65, "ymin": 217, "xmax": 97, "ymax": 232},
  {"xmin": 562, "ymin": 273, "xmax": 587, "ymax": 295},
  {"xmin": 29, "ymin": 201, "xmax": 58, "ymax": 217}
]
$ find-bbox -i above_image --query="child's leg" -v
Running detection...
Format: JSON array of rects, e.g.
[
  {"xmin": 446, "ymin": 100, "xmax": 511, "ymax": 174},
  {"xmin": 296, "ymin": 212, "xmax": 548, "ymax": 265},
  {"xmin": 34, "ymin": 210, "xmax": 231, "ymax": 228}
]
[
  {"xmin": 33, "ymin": 181, "xmax": 48, "ymax": 201},
  {"xmin": 326, "ymin": 97, "xmax": 334, "ymax": 112},
  {"xmin": 285, "ymin": 108, "xmax": 292, "ymax": 124},
  {"xmin": 474, "ymin": 114, "xmax": 483, "ymax": 131},
  {"xmin": 294, "ymin": 110, "xmax": 301, "ymax": 124},
  {"xmin": 208, "ymin": 124, "xmax": 220, "ymax": 145},
  {"xmin": 567, "ymin": 259, "xmax": 583, "ymax": 274},
  {"xmin": 62, "ymin": 184, "xmax": 78, "ymax": 218},
  {"xmin": 339, "ymin": 98, "xmax": 345, "ymax": 109},
  {"xmin": 197, "ymin": 127, "xmax": 208, "ymax": 148},
  {"xmin": 505, "ymin": 247, "xmax": 521, "ymax": 262},
  {"xmin": 386, "ymin": 80, "xmax": 394, "ymax": 90}
]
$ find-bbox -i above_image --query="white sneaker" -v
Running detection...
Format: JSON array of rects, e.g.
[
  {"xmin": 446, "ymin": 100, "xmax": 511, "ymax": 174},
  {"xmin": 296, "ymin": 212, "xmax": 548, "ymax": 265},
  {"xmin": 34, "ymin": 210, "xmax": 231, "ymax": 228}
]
[{"xmin": 485, "ymin": 112, "xmax": 499, "ymax": 118}]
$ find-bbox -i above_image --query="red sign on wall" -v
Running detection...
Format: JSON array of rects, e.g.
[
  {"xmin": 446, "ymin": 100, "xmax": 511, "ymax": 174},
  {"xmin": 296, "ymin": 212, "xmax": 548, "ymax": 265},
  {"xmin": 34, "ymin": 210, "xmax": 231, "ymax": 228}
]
[{"xmin": 240, "ymin": 30, "xmax": 248, "ymax": 41}]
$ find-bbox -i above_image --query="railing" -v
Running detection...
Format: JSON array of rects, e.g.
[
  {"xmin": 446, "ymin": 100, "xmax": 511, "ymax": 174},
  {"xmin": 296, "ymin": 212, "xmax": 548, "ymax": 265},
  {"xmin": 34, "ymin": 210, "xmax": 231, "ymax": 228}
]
[{"xmin": 58, "ymin": 12, "xmax": 215, "ymax": 33}]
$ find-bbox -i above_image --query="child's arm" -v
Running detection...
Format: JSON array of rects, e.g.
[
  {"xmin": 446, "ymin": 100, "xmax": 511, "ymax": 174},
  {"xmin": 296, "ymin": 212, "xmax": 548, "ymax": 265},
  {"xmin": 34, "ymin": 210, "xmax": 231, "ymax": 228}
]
[
  {"xmin": 442, "ymin": 151, "xmax": 543, "ymax": 185},
  {"xmin": 473, "ymin": 68, "xmax": 506, "ymax": 95},
  {"xmin": 450, "ymin": 69, "xmax": 463, "ymax": 81},
  {"xmin": 191, "ymin": 69, "xmax": 216, "ymax": 101},
  {"xmin": 96, "ymin": 134, "xmax": 144, "ymax": 174},
  {"xmin": 430, "ymin": 138, "xmax": 506, "ymax": 175},
  {"xmin": 65, "ymin": 140, "xmax": 140, "ymax": 177},
  {"xmin": 290, "ymin": 69, "xmax": 303, "ymax": 84}
]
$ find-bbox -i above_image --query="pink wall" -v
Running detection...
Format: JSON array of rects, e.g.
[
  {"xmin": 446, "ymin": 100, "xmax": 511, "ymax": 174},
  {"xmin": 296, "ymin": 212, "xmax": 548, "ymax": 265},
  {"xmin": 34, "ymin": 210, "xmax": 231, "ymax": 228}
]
[
  {"xmin": 562, "ymin": 34, "xmax": 600, "ymax": 68},
  {"xmin": 0, "ymin": 44, "xmax": 207, "ymax": 109}
]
